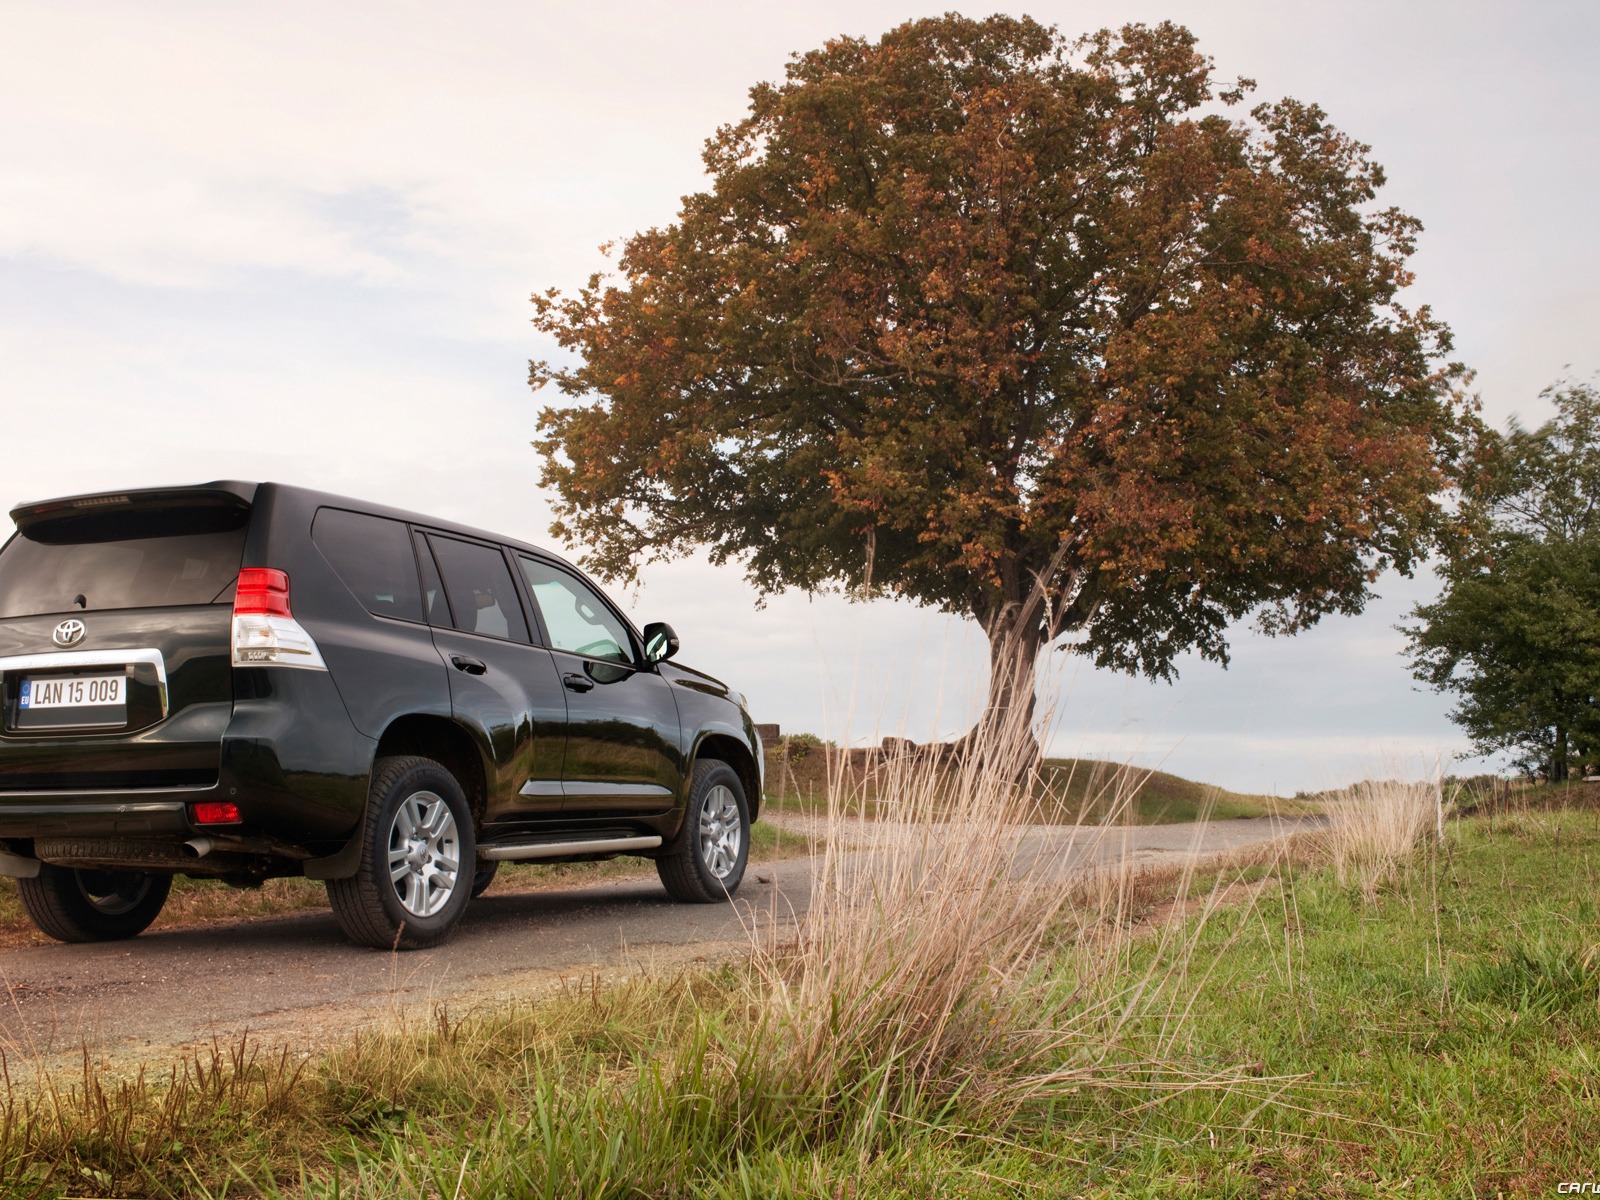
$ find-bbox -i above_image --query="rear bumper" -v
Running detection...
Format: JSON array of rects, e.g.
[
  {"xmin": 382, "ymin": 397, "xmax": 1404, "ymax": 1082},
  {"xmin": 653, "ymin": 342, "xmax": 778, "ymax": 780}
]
[
  {"xmin": 0, "ymin": 794, "xmax": 195, "ymax": 839},
  {"xmin": 0, "ymin": 671, "xmax": 374, "ymax": 865}
]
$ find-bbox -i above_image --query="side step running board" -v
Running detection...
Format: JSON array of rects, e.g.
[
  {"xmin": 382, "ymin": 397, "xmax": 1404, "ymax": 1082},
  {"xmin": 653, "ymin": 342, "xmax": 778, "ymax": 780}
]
[{"xmin": 478, "ymin": 834, "xmax": 663, "ymax": 862}]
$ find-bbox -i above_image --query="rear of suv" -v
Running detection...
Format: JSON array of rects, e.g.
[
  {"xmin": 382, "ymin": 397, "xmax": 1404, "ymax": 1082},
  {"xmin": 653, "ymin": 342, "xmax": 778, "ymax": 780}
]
[{"xmin": 0, "ymin": 482, "xmax": 762, "ymax": 949}]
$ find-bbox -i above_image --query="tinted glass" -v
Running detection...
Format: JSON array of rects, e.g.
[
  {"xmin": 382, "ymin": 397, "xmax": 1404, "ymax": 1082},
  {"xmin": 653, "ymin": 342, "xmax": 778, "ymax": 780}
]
[
  {"xmin": 519, "ymin": 557, "xmax": 633, "ymax": 664},
  {"xmin": 0, "ymin": 510, "xmax": 247, "ymax": 618},
  {"xmin": 312, "ymin": 508, "xmax": 423, "ymax": 622},
  {"xmin": 427, "ymin": 536, "xmax": 529, "ymax": 643}
]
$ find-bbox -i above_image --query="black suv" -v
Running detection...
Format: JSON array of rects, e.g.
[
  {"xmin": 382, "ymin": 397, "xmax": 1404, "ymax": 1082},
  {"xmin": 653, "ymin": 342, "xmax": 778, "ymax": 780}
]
[{"xmin": 0, "ymin": 482, "xmax": 762, "ymax": 949}]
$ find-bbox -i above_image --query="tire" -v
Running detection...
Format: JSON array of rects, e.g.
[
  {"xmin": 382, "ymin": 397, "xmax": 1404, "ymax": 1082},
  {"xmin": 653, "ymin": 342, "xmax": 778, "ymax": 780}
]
[
  {"xmin": 325, "ymin": 756, "xmax": 476, "ymax": 950},
  {"xmin": 33, "ymin": 837, "xmax": 197, "ymax": 871},
  {"xmin": 18, "ymin": 864, "xmax": 171, "ymax": 943},
  {"xmin": 470, "ymin": 860, "xmax": 499, "ymax": 898},
  {"xmin": 657, "ymin": 759, "xmax": 750, "ymax": 903}
]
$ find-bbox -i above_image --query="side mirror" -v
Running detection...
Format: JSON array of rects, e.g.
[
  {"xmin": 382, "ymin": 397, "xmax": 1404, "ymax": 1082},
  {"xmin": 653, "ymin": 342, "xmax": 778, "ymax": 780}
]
[{"xmin": 642, "ymin": 621, "xmax": 680, "ymax": 663}]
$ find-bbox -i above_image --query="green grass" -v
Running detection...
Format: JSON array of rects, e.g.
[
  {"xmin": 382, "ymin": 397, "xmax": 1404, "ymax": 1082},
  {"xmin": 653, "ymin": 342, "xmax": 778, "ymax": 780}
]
[
  {"xmin": 1053, "ymin": 807, "xmax": 1600, "ymax": 1197},
  {"xmin": 1455, "ymin": 776, "xmax": 1600, "ymax": 816}
]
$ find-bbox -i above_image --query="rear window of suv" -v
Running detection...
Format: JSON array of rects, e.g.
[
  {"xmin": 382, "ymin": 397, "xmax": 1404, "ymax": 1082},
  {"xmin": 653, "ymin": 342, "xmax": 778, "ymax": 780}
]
[{"xmin": 0, "ymin": 506, "xmax": 248, "ymax": 618}]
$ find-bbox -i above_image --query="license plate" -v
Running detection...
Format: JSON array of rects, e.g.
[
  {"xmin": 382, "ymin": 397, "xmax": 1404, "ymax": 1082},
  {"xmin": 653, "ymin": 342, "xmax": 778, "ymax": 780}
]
[{"xmin": 17, "ymin": 673, "xmax": 127, "ymax": 728}]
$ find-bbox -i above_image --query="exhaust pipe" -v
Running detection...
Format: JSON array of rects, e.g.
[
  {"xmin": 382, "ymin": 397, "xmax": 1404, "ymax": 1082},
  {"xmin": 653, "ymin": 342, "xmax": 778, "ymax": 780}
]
[{"xmin": 183, "ymin": 837, "xmax": 216, "ymax": 859}]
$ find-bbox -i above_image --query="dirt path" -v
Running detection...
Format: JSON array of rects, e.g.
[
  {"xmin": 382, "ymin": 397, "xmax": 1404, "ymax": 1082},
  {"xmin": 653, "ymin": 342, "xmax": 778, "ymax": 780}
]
[{"xmin": 0, "ymin": 816, "xmax": 1311, "ymax": 1077}]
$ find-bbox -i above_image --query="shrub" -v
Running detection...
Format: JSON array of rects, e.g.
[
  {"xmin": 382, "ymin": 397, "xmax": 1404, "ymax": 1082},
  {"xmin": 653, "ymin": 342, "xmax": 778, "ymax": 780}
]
[{"xmin": 775, "ymin": 732, "xmax": 827, "ymax": 762}]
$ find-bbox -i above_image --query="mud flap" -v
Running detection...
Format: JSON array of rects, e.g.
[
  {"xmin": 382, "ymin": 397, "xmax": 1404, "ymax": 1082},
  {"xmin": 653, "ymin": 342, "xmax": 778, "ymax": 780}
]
[{"xmin": 302, "ymin": 823, "xmax": 365, "ymax": 880}]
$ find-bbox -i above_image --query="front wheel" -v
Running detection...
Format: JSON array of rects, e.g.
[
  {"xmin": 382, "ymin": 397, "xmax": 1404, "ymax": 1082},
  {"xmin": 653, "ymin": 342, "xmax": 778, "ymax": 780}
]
[
  {"xmin": 657, "ymin": 760, "xmax": 750, "ymax": 902},
  {"xmin": 326, "ymin": 756, "xmax": 475, "ymax": 950},
  {"xmin": 18, "ymin": 865, "xmax": 171, "ymax": 943}
]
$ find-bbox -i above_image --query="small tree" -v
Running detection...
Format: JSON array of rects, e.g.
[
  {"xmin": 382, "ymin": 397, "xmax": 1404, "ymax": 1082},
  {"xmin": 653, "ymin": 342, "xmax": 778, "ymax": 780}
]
[
  {"xmin": 1406, "ymin": 383, "xmax": 1600, "ymax": 781},
  {"xmin": 532, "ymin": 16, "xmax": 1474, "ymax": 752}
]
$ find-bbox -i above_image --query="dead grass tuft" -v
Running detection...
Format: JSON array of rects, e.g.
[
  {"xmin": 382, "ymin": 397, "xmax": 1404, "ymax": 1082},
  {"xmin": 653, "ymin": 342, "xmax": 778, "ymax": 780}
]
[
  {"xmin": 749, "ymin": 704, "xmax": 1285, "ymax": 1139},
  {"xmin": 1318, "ymin": 777, "xmax": 1442, "ymax": 900}
]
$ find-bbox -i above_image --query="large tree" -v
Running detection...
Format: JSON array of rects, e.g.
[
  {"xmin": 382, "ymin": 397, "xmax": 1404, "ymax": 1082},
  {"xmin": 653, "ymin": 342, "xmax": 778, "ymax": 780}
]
[
  {"xmin": 1406, "ymin": 383, "xmax": 1600, "ymax": 781},
  {"xmin": 531, "ymin": 15, "xmax": 1473, "ymax": 748}
]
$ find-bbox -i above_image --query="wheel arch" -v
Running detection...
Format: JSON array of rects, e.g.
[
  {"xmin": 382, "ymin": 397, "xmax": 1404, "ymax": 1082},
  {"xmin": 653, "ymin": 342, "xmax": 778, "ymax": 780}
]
[
  {"xmin": 373, "ymin": 714, "xmax": 490, "ymax": 827},
  {"xmin": 691, "ymin": 731, "xmax": 762, "ymax": 822}
]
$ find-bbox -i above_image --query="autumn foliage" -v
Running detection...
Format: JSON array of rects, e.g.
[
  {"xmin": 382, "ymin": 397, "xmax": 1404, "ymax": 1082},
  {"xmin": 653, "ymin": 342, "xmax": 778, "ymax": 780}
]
[{"xmin": 531, "ymin": 16, "xmax": 1474, "ymax": 743}]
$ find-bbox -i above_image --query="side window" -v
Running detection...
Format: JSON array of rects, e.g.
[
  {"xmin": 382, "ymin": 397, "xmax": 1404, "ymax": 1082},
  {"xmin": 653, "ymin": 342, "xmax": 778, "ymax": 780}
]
[
  {"xmin": 427, "ymin": 536, "xmax": 530, "ymax": 643},
  {"xmin": 312, "ymin": 508, "xmax": 423, "ymax": 622},
  {"xmin": 518, "ymin": 557, "xmax": 633, "ymax": 665}
]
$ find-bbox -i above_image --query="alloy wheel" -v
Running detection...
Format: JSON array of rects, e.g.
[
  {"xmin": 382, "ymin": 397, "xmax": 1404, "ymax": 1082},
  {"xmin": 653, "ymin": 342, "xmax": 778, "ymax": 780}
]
[
  {"xmin": 697, "ymin": 783, "xmax": 743, "ymax": 880},
  {"xmin": 386, "ymin": 789, "xmax": 461, "ymax": 917}
]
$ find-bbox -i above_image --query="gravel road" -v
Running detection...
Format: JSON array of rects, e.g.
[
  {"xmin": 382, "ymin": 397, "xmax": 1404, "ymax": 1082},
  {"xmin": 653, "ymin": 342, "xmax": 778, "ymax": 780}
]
[{"xmin": 0, "ymin": 816, "xmax": 1311, "ymax": 1076}]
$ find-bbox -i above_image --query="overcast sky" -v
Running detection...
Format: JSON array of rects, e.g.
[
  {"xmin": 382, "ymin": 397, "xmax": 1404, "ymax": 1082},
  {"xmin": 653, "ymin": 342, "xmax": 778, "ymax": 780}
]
[{"xmin": 3, "ymin": 1, "xmax": 1595, "ymax": 793}]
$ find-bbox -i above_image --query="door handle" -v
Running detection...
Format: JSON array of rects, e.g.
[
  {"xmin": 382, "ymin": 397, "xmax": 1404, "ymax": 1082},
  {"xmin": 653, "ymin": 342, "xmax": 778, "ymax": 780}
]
[
  {"xmin": 451, "ymin": 655, "xmax": 487, "ymax": 676},
  {"xmin": 562, "ymin": 672, "xmax": 594, "ymax": 693}
]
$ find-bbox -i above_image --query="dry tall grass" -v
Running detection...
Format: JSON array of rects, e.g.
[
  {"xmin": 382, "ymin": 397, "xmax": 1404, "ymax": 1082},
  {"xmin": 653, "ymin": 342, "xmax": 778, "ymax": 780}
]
[
  {"xmin": 750, "ymin": 692, "xmax": 1268, "ymax": 1137},
  {"xmin": 1318, "ymin": 776, "xmax": 1443, "ymax": 900}
]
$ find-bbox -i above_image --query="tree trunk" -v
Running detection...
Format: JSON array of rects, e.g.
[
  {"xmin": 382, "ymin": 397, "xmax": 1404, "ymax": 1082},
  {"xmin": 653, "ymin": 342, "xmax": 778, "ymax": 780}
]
[
  {"xmin": 946, "ymin": 602, "xmax": 1048, "ymax": 782},
  {"xmin": 1553, "ymin": 722, "xmax": 1569, "ymax": 783}
]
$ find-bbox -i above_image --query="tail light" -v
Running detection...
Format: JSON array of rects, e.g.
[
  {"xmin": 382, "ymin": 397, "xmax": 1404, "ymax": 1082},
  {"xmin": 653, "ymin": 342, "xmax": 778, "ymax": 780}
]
[
  {"xmin": 234, "ymin": 568, "xmax": 292, "ymax": 617},
  {"xmin": 231, "ymin": 568, "xmax": 327, "ymax": 670},
  {"xmin": 191, "ymin": 801, "xmax": 242, "ymax": 825}
]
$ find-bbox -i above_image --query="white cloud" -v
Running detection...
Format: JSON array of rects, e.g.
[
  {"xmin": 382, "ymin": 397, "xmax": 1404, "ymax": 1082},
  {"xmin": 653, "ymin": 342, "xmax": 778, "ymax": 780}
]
[
  {"xmin": 0, "ymin": 2, "xmax": 730, "ymax": 292},
  {"xmin": 0, "ymin": 173, "xmax": 409, "ymax": 287}
]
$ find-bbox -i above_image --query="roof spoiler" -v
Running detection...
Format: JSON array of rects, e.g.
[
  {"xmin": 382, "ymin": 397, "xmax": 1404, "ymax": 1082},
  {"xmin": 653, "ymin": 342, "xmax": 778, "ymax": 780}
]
[{"xmin": 10, "ymin": 482, "xmax": 257, "ymax": 543}]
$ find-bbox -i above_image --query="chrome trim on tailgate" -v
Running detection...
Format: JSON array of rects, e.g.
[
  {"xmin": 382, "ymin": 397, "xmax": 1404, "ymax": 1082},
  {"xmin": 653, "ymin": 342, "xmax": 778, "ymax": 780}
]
[{"xmin": 0, "ymin": 648, "xmax": 169, "ymax": 717}]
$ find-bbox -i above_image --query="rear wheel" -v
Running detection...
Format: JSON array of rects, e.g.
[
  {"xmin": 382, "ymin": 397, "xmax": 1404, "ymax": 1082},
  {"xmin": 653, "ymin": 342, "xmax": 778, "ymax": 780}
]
[
  {"xmin": 470, "ymin": 860, "xmax": 499, "ymax": 898},
  {"xmin": 326, "ymin": 756, "xmax": 475, "ymax": 950},
  {"xmin": 657, "ymin": 759, "xmax": 750, "ymax": 902},
  {"xmin": 18, "ymin": 865, "xmax": 171, "ymax": 943}
]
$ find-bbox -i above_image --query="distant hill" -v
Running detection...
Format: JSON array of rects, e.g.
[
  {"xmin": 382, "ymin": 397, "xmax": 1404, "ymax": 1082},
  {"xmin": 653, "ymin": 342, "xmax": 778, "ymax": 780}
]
[
  {"xmin": 763, "ymin": 741, "xmax": 1314, "ymax": 825},
  {"xmin": 1037, "ymin": 758, "xmax": 1316, "ymax": 825}
]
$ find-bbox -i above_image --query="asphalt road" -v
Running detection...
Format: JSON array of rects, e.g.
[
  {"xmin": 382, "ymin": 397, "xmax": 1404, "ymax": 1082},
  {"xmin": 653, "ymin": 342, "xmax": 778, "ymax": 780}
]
[{"xmin": 0, "ymin": 816, "xmax": 1310, "ymax": 1075}]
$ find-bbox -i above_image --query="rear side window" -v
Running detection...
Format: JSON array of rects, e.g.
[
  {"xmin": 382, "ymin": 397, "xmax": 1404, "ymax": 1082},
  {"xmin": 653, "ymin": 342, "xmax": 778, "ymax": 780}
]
[
  {"xmin": 426, "ymin": 536, "xmax": 529, "ymax": 643},
  {"xmin": 0, "ymin": 508, "xmax": 247, "ymax": 618},
  {"xmin": 312, "ymin": 509, "xmax": 423, "ymax": 623}
]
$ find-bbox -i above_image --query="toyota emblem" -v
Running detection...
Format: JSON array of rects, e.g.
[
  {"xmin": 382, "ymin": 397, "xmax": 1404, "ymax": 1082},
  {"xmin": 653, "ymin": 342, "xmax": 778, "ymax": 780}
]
[{"xmin": 52, "ymin": 619, "xmax": 86, "ymax": 647}]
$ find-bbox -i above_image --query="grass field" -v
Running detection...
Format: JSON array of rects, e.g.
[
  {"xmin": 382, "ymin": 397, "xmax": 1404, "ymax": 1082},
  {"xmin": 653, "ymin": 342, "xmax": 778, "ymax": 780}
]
[
  {"xmin": 1065, "ymin": 804, "xmax": 1600, "ymax": 1196},
  {"xmin": 4, "ymin": 775, "xmax": 1595, "ymax": 1196}
]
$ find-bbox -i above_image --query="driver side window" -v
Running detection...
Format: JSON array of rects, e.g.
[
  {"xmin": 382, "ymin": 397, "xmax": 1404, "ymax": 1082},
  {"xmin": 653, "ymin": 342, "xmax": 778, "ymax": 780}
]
[{"xmin": 518, "ymin": 556, "xmax": 633, "ymax": 665}]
